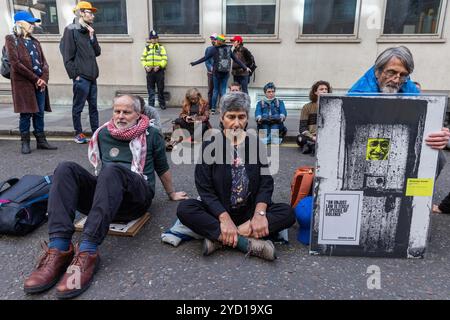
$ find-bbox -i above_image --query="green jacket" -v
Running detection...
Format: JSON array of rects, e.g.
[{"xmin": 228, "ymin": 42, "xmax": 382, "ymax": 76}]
[{"xmin": 98, "ymin": 126, "xmax": 169, "ymax": 197}]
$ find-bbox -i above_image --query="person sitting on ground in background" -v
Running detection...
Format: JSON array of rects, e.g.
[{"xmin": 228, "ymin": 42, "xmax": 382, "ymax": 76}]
[
  {"xmin": 229, "ymin": 82, "xmax": 242, "ymax": 93},
  {"xmin": 190, "ymin": 34, "xmax": 251, "ymax": 114},
  {"xmin": 177, "ymin": 92, "xmax": 295, "ymax": 261},
  {"xmin": 23, "ymin": 94, "xmax": 187, "ymax": 300},
  {"xmin": 172, "ymin": 88, "xmax": 210, "ymax": 143},
  {"xmin": 255, "ymin": 82, "xmax": 287, "ymax": 145},
  {"xmin": 297, "ymin": 80, "xmax": 332, "ymax": 155},
  {"xmin": 136, "ymin": 95, "xmax": 161, "ymax": 130}
]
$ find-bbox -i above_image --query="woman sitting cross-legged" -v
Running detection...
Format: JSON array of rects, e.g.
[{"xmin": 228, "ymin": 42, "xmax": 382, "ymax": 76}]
[
  {"xmin": 176, "ymin": 92, "xmax": 295, "ymax": 261},
  {"xmin": 172, "ymin": 88, "xmax": 210, "ymax": 143}
]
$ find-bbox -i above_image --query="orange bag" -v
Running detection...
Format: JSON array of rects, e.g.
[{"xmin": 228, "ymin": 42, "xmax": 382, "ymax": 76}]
[{"xmin": 290, "ymin": 166, "xmax": 315, "ymax": 208}]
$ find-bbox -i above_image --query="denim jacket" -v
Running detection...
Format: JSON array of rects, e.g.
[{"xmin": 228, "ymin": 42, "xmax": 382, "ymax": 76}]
[{"xmin": 255, "ymin": 98, "xmax": 287, "ymax": 121}]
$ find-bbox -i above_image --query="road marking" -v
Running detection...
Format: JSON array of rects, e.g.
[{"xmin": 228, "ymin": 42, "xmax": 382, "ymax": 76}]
[
  {"xmin": 0, "ymin": 136, "xmax": 77, "ymax": 141},
  {"xmin": 0, "ymin": 136, "xmax": 300, "ymax": 148}
]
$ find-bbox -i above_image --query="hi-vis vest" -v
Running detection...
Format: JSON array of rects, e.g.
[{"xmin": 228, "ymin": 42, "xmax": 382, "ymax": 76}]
[{"xmin": 140, "ymin": 43, "xmax": 167, "ymax": 68}]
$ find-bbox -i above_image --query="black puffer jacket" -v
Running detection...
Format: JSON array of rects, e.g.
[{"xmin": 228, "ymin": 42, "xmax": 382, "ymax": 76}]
[{"xmin": 60, "ymin": 21, "xmax": 101, "ymax": 81}]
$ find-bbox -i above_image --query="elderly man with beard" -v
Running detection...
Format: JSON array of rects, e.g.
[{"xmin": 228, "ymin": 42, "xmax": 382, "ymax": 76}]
[
  {"xmin": 23, "ymin": 95, "xmax": 187, "ymax": 299},
  {"xmin": 349, "ymin": 46, "xmax": 450, "ymax": 168}
]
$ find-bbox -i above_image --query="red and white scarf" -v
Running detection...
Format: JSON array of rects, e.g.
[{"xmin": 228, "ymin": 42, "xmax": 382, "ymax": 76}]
[{"xmin": 88, "ymin": 115, "xmax": 150, "ymax": 179}]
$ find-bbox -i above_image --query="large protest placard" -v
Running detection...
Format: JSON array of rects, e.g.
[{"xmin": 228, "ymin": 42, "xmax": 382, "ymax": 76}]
[{"xmin": 310, "ymin": 95, "xmax": 447, "ymax": 258}]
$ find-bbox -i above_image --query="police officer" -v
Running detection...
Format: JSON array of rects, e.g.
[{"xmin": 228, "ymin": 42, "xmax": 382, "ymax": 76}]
[{"xmin": 141, "ymin": 30, "xmax": 167, "ymax": 110}]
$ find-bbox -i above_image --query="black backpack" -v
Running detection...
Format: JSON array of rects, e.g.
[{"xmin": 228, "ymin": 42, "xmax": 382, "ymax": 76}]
[
  {"xmin": 0, "ymin": 175, "xmax": 52, "ymax": 236},
  {"xmin": 215, "ymin": 46, "xmax": 231, "ymax": 73},
  {"xmin": 1, "ymin": 35, "xmax": 17, "ymax": 79},
  {"xmin": 59, "ymin": 28, "xmax": 79, "ymax": 56}
]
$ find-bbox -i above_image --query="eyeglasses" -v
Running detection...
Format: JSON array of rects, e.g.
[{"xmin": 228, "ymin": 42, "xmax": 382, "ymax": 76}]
[
  {"xmin": 83, "ymin": 10, "xmax": 95, "ymax": 16},
  {"xmin": 383, "ymin": 70, "xmax": 409, "ymax": 82}
]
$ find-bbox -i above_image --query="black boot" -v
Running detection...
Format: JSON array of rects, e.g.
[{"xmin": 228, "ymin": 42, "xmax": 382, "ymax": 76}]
[
  {"xmin": 33, "ymin": 132, "xmax": 58, "ymax": 150},
  {"xmin": 21, "ymin": 132, "xmax": 31, "ymax": 154}
]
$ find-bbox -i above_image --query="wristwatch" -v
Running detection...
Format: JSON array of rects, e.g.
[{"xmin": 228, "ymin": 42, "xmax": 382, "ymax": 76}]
[{"xmin": 257, "ymin": 210, "xmax": 266, "ymax": 216}]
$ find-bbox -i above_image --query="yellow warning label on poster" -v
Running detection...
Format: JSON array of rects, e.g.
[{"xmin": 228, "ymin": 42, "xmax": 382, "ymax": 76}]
[{"xmin": 405, "ymin": 179, "xmax": 434, "ymax": 197}]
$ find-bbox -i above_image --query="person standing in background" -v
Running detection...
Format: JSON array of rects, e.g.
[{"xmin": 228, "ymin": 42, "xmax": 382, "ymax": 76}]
[
  {"xmin": 6, "ymin": 11, "xmax": 57, "ymax": 154},
  {"xmin": 141, "ymin": 30, "xmax": 168, "ymax": 110}
]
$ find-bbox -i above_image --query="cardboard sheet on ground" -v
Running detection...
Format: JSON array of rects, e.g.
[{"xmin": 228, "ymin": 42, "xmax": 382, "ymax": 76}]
[
  {"xmin": 310, "ymin": 95, "xmax": 447, "ymax": 258},
  {"xmin": 75, "ymin": 212, "xmax": 150, "ymax": 237}
]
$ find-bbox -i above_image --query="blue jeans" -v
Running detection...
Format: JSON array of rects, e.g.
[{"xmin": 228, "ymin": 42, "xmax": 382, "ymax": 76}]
[
  {"xmin": 19, "ymin": 89, "xmax": 45, "ymax": 134},
  {"xmin": 212, "ymin": 72, "xmax": 229, "ymax": 111},
  {"xmin": 258, "ymin": 115, "xmax": 287, "ymax": 143},
  {"xmin": 72, "ymin": 76, "xmax": 99, "ymax": 135},
  {"xmin": 233, "ymin": 75, "xmax": 249, "ymax": 93}
]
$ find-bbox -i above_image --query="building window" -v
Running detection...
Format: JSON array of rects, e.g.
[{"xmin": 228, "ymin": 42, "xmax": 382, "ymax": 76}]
[
  {"xmin": 10, "ymin": 0, "xmax": 59, "ymax": 34},
  {"xmin": 152, "ymin": 0, "xmax": 200, "ymax": 35},
  {"xmin": 301, "ymin": 0, "xmax": 358, "ymax": 35},
  {"xmin": 88, "ymin": 0, "xmax": 128, "ymax": 34},
  {"xmin": 383, "ymin": 0, "xmax": 443, "ymax": 34},
  {"xmin": 225, "ymin": 0, "xmax": 277, "ymax": 35}
]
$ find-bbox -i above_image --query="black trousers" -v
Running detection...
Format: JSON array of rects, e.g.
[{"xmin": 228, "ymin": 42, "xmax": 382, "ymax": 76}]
[
  {"xmin": 207, "ymin": 72, "xmax": 213, "ymax": 107},
  {"xmin": 173, "ymin": 118, "xmax": 209, "ymax": 137},
  {"xmin": 48, "ymin": 162, "xmax": 152, "ymax": 244},
  {"xmin": 146, "ymin": 69, "xmax": 165, "ymax": 108},
  {"xmin": 177, "ymin": 199, "xmax": 295, "ymax": 240}
]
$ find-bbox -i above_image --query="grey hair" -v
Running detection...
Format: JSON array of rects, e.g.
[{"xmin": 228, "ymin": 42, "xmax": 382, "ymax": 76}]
[
  {"xmin": 12, "ymin": 24, "xmax": 23, "ymax": 36},
  {"xmin": 113, "ymin": 94, "xmax": 141, "ymax": 113},
  {"xmin": 374, "ymin": 46, "xmax": 414, "ymax": 74},
  {"xmin": 219, "ymin": 92, "xmax": 251, "ymax": 115}
]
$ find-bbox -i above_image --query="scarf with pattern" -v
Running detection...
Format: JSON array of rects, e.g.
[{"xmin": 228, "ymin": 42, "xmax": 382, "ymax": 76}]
[{"xmin": 88, "ymin": 115, "xmax": 150, "ymax": 179}]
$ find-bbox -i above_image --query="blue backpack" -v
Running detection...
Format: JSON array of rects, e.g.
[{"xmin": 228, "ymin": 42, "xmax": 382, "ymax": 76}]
[{"xmin": 0, "ymin": 175, "xmax": 52, "ymax": 235}]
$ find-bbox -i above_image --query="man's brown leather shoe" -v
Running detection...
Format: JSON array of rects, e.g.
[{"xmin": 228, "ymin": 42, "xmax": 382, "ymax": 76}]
[
  {"xmin": 24, "ymin": 242, "xmax": 74, "ymax": 294},
  {"xmin": 56, "ymin": 246, "xmax": 100, "ymax": 299}
]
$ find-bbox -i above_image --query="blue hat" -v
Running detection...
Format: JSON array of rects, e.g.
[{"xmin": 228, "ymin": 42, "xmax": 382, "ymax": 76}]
[
  {"xmin": 149, "ymin": 30, "xmax": 159, "ymax": 39},
  {"xmin": 295, "ymin": 196, "xmax": 313, "ymax": 245},
  {"xmin": 14, "ymin": 11, "xmax": 41, "ymax": 24}
]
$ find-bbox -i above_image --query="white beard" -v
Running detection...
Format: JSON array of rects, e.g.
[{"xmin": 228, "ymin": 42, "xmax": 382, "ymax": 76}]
[{"xmin": 380, "ymin": 85, "xmax": 399, "ymax": 93}]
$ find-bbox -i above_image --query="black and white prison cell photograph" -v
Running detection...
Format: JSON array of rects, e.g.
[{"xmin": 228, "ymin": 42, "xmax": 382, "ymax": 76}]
[{"xmin": 310, "ymin": 95, "xmax": 447, "ymax": 258}]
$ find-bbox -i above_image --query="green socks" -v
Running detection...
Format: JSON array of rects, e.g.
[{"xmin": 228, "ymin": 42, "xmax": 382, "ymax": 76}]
[{"xmin": 236, "ymin": 236, "xmax": 249, "ymax": 253}]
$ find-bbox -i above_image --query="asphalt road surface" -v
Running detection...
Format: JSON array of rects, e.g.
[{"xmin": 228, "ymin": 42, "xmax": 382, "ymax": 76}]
[{"xmin": 0, "ymin": 138, "xmax": 449, "ymax": 300}]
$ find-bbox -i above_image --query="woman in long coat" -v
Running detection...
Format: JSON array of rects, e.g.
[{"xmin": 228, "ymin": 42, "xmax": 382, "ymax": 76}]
[{"xmin": 5, "ymin": 11, "xmax": 57, "ymax": 154}]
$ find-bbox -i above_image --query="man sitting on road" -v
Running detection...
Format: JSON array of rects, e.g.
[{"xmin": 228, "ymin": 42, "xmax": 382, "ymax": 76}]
[{"xmin": 23, "ymin": 94, "xmax": 187, "ymax": 299}]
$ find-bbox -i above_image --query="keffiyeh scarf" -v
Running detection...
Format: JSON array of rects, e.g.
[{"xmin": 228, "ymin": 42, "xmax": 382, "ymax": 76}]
[{"xmin": 88, "ymin": 115, "xmax": 150, "ymax": 179}]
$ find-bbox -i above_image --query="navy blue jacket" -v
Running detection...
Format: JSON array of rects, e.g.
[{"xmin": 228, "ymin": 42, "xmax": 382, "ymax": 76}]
[{"xmin": 191, "ymin": 45, "xmax": 247, "ymax": 73}]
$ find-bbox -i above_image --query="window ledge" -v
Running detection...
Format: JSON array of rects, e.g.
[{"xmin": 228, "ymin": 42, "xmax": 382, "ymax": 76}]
[
  {"xmin": 34, "ymin": 34, "xmax": 61, "ymax": 43},
  {"xmin": 159, "ymin": 36, "xmax": 205, "ymax": 43},
  {"xmin": 377, "ymin": 37, "xmax": 446, "ymax": 43},
  {"xmin": 97, "ymin": 35, "xmax": 134, "ymax": 43},
  {"xmin": 242, "ymin": 37, "xmax": 282, "ymax": 43},
  {"xmin": 296, "ymin": 37, "xmax": 361, "ymax": 43}
]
